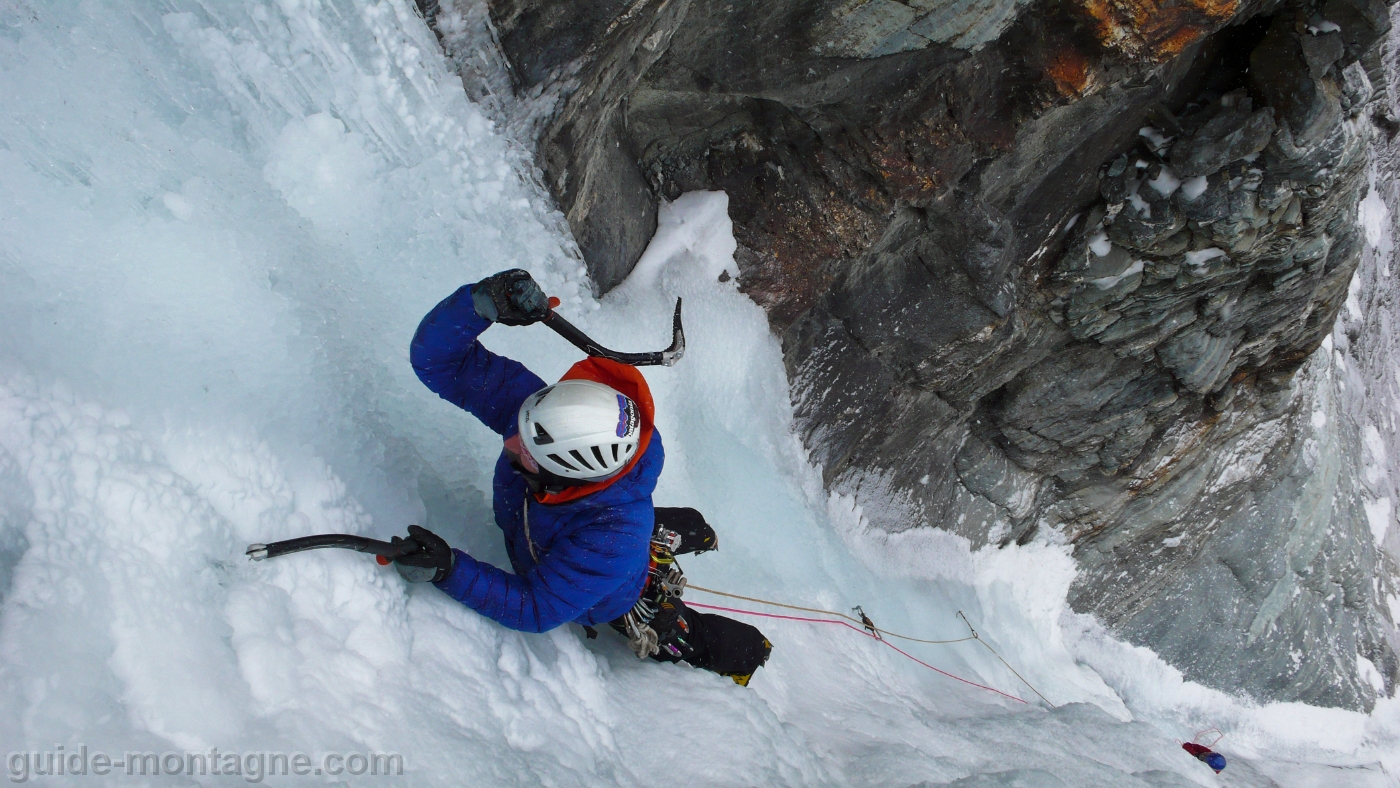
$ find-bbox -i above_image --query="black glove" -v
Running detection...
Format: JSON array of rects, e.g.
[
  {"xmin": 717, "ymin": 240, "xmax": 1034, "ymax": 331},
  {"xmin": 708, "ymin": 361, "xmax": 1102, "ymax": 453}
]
[
  {"xmin": 471, "ymin": 269, "xmax": 549, "ymax": 326},
  {"xmin": 392, "ymin": 525, "xmax": 455, "ymax": 583}
]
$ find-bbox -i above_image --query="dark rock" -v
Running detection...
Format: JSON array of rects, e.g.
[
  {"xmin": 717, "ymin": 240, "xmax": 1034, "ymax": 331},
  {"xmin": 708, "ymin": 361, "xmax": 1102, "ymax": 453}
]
[
  {"xmin": 1257, "ymin": 174, "xmax": 1295, "ymax": 211},
  {"xmin": 1110, "ymin": 179, "xmax": 1187, "ymax": 251},
  {"xmin": 461, "ymin": 0, "xmax": 1398, "ymax": 710},
  {"xmin": 992, "ymin": 344, "xmax": 1176, "ymax": 475},
  {"xmin": 955, "ymin": 432, "xmax": 1039, "ymax": 520},
  {"xmin": 1099, "ymin": 304, "xmax": 1198, "ymax": 357},
  {"xmin": 1157, "ymin": 324, "xmax": 1244, "ymax": 394},
  {"xmin": 1176, "ymin": 171, "xmax": 1233, "ymax": 222},
  {"xmin": 1301, "ymin": 30, "xmax": 1346, "ymax": 80},
  {"xmin": 1170, "ymin": 100, "xmax": 1276, "ymax": 177},
  {"xmin": 1058, "ymin": 235, "xmax": 1135, "ymax": 283},
  {"xmin": 1251, "ymin": 14, "xmax": 1344, "ymax": 147},
  {"xmin": 489, "ymin": 0, "xmax": 694, "ymax": 293},
  {"xmin": 1320, "ymin": 0, "xmax": 1391, "ymax": 61}
]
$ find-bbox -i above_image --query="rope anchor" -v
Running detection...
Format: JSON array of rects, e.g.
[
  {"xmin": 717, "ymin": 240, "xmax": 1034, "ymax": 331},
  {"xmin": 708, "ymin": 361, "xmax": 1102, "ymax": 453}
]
[
  {"xmin": 957, "ymin": 610, "xmax": 979, "ymax": 639},
  {"xmin": 853, "ymin": 605, "xmax": 882, "ymax": 640}
]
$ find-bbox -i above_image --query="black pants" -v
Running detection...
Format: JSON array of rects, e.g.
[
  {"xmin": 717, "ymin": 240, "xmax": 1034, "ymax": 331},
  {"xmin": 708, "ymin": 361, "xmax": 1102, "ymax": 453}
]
[
  {"xmin": 609, "ymin": 507, "xmax": 772, "ymax": 684},
  {"xmin": 654, "ymin": 599, "xmax": 771, "ymax": 677},
  {"xmin": 610, "ymin": 598, "xmax": 772, "ymax": 684}
]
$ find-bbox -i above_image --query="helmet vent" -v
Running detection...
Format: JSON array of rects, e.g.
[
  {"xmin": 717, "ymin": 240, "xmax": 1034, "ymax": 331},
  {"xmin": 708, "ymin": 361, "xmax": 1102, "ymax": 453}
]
[
  {"xmin": 569, "ymin": 449, "xmax": 595, "ymax": 471},
  {"xmin": 533, "ymin": 423, "xmax": 554, "ymax": 444},
  {"xmin": 548, "ymin": 453, "xmax": 577, "ymax": 472},
  {"xmin": 591, "ymin": 445, "xmax": 607, "ymax": 468},
  {"xmin": 611, "ymin": 444, "xmax": 620, "ymax": 462}
]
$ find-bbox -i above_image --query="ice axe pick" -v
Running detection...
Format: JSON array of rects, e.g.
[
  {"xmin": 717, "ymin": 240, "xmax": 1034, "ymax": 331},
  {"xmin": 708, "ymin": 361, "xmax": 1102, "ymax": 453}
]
[{"xmin": 541, "ymin": 296, "xmax": 685, "ymax": 367}]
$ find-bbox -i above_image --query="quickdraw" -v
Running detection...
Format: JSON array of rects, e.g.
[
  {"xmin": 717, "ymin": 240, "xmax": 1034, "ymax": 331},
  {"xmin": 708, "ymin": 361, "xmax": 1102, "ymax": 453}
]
[{"xmin": 853, "ymin": 605, "xmax": 881, "ymax": 640}]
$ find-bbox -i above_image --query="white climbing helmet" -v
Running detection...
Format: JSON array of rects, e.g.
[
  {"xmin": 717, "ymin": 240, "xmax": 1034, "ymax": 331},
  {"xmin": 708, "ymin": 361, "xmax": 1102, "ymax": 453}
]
[{"xmin": 516, "ymin": 379, "xmax": 641, "ymax": 480}]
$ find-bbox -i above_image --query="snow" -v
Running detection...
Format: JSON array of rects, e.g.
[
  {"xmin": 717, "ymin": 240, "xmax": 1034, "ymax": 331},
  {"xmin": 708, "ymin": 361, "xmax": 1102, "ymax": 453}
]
[
  {"xmin": 1348, "ymin": 270, "xmax": 1367, "ymax": 321},
  {"xmin": 1361, "ymin": 181, "xmax": 1392, "ymax": 251},
  {"xmin": 1180, "ymin": 176, "xmax": 1210, "ymax": 201},
  {"xmin": 1360, "ymin": 657, "xmax": 1387, "ymax": 695},
  {"xmin": 1127, "ymin": 179, "xmax": 1152, "ymax": 217},
  {"xmin": 1138, "ymin": 127, "xmax": 1174, "ymax": 156},
  {"xmin": 1364, "ymin": 424, "xmax": 1388, "ymax": 486},
  {"xmin": 1, "ymin": 2, "xmax": 1399, "ymax": 786},
  {"xmin": 1364, "ymin": 497, "xmax": 1392, "ymax": 545},
  {"xmin": 1088, "ymin": 230, "xmax": 1113, "ymax": 257},
  {"xmin": 1184, "ymin": 248, "xmax": 1227, "ymax": 267},
  {"xmin": 1147, "ymin": 167, "xmax": 1181, "ymax": 198},
  {"xmin": 1091, "ymin": 260, "xmax": 1144, "ymax": 290},
  {"xmin": 615, "ymin": 191, "xmax": 739, "ymax": 296},
  {"xmin": 1361, "ymin": 423, "xmax": 1393, "ymax": 544}
]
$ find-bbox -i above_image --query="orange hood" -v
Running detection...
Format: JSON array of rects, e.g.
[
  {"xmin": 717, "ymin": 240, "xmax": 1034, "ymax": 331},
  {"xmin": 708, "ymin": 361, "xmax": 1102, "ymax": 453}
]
[{"xmin": 533, "ymin": 358, "xmax": 655, "ymax": 505}]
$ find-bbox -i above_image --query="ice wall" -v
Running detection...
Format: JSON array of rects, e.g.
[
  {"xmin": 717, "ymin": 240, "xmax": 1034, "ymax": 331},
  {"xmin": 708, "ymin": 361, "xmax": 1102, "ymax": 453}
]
[{"xmin": 0, "ymin": 2, "xmax": 1398, "ymax": 786}]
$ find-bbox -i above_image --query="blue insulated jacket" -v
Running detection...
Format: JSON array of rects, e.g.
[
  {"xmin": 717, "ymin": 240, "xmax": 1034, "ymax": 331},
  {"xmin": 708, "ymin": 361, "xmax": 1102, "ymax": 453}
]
[{"xmin": 410, "ymin": 284, "xmax": 661, "ymax": 632}]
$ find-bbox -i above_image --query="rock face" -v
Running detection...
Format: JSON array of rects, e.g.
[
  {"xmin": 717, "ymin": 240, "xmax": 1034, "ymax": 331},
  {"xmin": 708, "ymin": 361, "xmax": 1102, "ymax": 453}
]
[{"xmin": 432, "ymin": 0, "xmax": 1400, "ymax": 709}]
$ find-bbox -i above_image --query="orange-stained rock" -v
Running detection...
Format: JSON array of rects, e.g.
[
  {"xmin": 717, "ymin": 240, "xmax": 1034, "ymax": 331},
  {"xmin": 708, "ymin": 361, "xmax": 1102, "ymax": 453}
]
[
  {"xmin": 1045, "ymin": 46, "xmax": 1093, "ymax": 96},
  {"xmin": 1077, "ymin": 0, "xmax": 1239, "ymax": 60}
]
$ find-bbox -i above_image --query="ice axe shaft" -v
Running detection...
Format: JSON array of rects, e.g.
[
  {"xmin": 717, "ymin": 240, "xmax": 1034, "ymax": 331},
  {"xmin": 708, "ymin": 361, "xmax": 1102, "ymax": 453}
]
[
  {"xmin": 245, "ymin": 533, "xmax": 420, "ymax": 563},
  {"xmin": 541, "ymin": 297, "xmax": 685, "ymax": 367}
]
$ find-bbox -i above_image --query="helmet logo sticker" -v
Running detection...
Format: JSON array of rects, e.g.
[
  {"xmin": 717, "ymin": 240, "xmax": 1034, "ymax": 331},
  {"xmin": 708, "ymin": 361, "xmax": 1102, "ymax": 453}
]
[{"xmin": 616, "ymin": 395, "xmax": 638, "ymax": 438}]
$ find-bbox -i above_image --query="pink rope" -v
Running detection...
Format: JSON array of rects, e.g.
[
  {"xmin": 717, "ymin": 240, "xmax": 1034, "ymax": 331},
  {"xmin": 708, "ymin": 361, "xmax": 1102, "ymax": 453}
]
[{"xmin": 685, "ymin": 600, "xmax": 1027, "ymax": 704}]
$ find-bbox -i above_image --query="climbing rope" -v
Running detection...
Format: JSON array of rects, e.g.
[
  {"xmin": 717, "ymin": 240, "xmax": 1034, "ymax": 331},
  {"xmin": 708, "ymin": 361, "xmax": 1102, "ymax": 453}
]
[
  {"xmin": 685, "ymin": 600, "xmax": 1027, "ymax": 703},
  {"xmin": 687, "ymin": 585, "xmax": 976, "ymax": 644},
  {"xmin": 1192, "ymin": 727, "xmax": 1225, "ymax": 747},
  {"xmin": 956, "ymin": 611, "xmax": 1056, "ymax": 707},
  {"xmin": 686, "ymin": 585, "xmax": 1055, "ymax": 707}
]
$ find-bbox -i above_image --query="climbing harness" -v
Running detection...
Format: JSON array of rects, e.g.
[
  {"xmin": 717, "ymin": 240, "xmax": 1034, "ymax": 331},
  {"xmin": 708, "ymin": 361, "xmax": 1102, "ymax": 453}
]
[
  {"xmin": 616, "ymin": 523, "xmax": 691, "ymax": 659},
  {"xmin": 685, "ymin": 586, "xmax": 1055, "ymax": 706}
]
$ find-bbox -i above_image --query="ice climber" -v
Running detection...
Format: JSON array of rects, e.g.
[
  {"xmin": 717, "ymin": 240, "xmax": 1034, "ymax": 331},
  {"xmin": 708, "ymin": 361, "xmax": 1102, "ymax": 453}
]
[
  {"xmin": 392, "ymin": 269, "xmax": 773, "ymax": 685},
  {"xmin": 1181, "ymin": 742, "xmax": 1227, "ymax": 773}
]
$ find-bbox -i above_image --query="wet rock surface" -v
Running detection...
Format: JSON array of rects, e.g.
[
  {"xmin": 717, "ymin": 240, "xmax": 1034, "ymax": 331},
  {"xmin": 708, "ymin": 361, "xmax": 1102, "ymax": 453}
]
[{"xmin": 433, "ymin": 0, "xmax": 1400, "ymax": 709}]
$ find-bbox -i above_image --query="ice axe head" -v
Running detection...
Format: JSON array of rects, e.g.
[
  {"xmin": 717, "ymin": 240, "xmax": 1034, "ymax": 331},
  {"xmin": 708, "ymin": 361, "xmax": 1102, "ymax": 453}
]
[{"xmin": 541, "ymin": 297, "xmax": 685, "ymax": 367}]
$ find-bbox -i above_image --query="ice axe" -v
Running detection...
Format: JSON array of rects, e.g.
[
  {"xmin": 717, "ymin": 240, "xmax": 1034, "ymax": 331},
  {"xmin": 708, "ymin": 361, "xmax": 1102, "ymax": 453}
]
[
  {"xmin": 541, "ymin": 296, "xmax": 685, "ymax": 367},
  {"xmin": 246, "ymin": 533, "xmax": 421, "ymax": 565}
]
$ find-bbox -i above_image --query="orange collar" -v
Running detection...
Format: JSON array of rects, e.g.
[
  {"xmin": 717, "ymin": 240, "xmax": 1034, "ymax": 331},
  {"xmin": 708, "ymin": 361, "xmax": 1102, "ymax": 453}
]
[{"xmin": 533, "ymin": 358, "xmax": 655, "ymax": 505}]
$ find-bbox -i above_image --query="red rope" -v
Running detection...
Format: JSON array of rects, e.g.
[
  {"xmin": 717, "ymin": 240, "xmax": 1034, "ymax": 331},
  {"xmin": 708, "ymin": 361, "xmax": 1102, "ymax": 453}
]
[{"xmin": 685, "ymin": 600, "xmax": 1027, "ymax": 704}]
